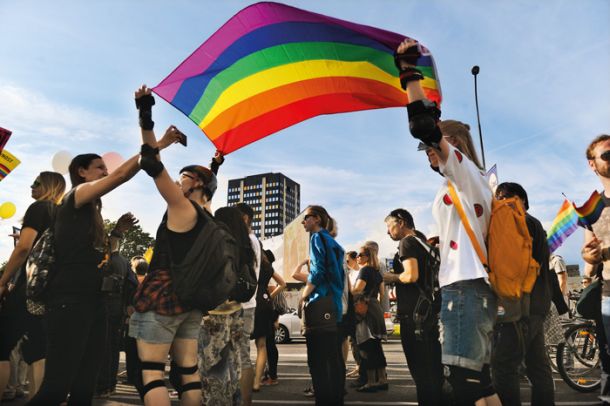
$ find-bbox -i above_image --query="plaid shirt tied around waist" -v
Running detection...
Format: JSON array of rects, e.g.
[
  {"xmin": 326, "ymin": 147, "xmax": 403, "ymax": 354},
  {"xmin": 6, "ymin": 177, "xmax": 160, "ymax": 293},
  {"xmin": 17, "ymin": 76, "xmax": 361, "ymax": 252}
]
[{"xmin": 133, "ymin": 268, "xmax": 189, "ymax": 316}]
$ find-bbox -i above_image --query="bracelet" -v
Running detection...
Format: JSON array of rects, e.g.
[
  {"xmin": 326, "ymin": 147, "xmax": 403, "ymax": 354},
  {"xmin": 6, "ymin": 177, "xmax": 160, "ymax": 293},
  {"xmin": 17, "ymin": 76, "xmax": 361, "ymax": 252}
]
[{"xmin": 399, "ymin": 69, "xmax": 424, "ymax": 90}]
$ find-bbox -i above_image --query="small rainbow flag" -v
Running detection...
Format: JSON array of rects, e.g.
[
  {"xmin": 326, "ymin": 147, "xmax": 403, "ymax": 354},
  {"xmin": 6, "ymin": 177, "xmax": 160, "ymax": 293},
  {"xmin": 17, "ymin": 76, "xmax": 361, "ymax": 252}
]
[
  {"xmin": 547, "ymin": 199, "xmax": 580, "ymax": 253},
  {"xmin": 574, "ymin": 191, "xmax": 605, "ymax": 228},
  {"xmin": 154, "ymin": 2, "xmax": 442, "ymax": 154},
  {"xmin": 0, "ymin": 149, "xmax": 20, "ymax": 182}
]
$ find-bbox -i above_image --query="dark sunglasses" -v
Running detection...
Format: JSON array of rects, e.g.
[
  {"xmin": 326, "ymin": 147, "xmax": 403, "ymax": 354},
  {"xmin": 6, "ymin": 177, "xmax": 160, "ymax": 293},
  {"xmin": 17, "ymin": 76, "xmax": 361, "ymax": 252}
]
[
  {"xmin": 31, "ymin": 180, "xmax": 41, "ymax": 188},
  {"xmin": 357, "ymin": 252, "xmax": 368, "ymax": 258},
  {"xmin": 600, "ymin": 151, "xmax": 610, "ymax": 162},
  {"xmin": 303, "ymin": 214, "xmax": 316, "ymax": 221}
]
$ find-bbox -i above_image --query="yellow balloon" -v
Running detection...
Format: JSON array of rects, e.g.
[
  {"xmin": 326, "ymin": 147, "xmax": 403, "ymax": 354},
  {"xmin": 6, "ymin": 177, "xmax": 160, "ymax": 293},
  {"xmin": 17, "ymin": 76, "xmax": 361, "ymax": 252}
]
[{"xmin": 0, "ymin": 202, "xmax": 16, "ymax": 219}]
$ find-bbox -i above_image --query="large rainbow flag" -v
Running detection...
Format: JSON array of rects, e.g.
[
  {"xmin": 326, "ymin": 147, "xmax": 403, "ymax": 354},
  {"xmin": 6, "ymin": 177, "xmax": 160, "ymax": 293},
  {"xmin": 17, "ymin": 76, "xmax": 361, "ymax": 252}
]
[
  {"xmin": 0, "ymin": 149, "xmax": 20, "ymax": 182},
  {"xmin": 154, "ymin": 2, "xmax": 442, "ymax": 154}
]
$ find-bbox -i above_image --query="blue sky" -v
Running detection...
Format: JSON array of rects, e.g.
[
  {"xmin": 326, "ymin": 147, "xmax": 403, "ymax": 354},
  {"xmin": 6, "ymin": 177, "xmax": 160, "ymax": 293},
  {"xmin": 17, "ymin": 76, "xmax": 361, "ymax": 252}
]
[{"xmin": 0, "ymin": 0, "xmax": 608, "ymax": 269}]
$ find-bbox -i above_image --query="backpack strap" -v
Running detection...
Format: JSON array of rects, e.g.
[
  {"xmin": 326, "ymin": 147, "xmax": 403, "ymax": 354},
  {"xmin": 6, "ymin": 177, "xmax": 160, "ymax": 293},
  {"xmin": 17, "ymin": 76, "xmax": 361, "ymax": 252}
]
[{"xmin": 447, "ymin": 182, "xmax": 489, "ymax": 271}]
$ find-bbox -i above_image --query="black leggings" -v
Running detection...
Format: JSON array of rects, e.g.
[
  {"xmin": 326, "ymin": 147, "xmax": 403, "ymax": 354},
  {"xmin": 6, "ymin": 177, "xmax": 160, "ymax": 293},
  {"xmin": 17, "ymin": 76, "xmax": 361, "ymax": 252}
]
[
  {"xmin": 306, "ymin": 331, "xmax": 345, "ymax": 406},
  {"xmin": 28, "ymin": 301, "xmax": 106, "ymax": 406},
  {"xmin": 265, "ymin": 325, "xmax": 278, "ymax": 379}
]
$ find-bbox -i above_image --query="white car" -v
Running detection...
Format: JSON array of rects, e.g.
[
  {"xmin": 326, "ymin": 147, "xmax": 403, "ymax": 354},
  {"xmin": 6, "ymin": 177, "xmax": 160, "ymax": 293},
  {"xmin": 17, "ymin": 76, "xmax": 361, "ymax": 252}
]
[
  {"xmin": 275, "ymin": 309, "xmax": 302, "ymax": 344},
  {"xmin": 274, "ymin": 309, "xmax": 395, "ymax": 344}
]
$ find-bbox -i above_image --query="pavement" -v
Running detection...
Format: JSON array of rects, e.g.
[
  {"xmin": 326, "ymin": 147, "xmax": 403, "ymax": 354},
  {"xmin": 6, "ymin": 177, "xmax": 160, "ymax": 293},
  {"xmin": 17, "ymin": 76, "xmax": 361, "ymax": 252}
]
[{"xmin": 6, "ymin": 337, "xmax": 602, "ymax": 405}]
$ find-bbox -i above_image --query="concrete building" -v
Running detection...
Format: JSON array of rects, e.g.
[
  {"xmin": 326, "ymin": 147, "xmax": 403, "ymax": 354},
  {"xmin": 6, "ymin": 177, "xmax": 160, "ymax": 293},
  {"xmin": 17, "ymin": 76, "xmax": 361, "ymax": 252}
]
[{"xmin": 227, "ymin": 172, "xmax": 300, "ymax": 239}]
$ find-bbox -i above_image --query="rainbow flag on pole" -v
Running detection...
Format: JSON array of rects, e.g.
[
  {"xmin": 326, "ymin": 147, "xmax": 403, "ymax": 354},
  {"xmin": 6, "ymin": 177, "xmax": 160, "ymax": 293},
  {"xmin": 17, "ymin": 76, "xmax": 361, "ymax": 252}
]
[
  {"xmin": 574, "ymin": 191, "xmax": 605, "ymax": 228},
  {"xmin": 0, "ymin": 149, "xmax": 20, "ymax": 182},
  {"xmin": 547, "ymin": 199, "xmax": 580, "ymax": 253},
  {"xmin": 154, "ymin": 2, "xmax": 442, "ymax": 154}
]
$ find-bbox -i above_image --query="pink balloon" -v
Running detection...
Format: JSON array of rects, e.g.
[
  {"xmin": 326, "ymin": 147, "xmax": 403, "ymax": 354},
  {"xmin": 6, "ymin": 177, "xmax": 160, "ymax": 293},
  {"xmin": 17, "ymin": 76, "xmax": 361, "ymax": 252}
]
[{"xmin": 102, "ymin": 152, "xmax": 124, "ymax": 173}]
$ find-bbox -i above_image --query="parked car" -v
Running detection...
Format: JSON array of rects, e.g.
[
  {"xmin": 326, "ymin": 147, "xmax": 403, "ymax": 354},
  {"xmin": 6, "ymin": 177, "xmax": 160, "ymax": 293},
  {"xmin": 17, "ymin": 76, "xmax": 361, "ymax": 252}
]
[
  {"xmin": 275, "ymin": 308, "xmax": 302, "ymax": 344},
  {"xmin": 275, "ymin": 308, "xmax": 395, "ymax": 344}
]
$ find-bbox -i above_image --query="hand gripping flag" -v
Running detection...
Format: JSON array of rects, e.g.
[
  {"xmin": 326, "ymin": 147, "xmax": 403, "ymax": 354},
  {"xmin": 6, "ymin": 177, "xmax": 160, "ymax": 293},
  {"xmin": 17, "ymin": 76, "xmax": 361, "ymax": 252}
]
[{"xmin": 153, "ymin": 2, "xmax": 442, "ymax": 154}]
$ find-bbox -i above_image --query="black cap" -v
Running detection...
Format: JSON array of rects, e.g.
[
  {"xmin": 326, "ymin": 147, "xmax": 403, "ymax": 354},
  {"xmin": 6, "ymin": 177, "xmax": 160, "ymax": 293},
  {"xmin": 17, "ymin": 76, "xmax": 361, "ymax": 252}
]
[{"xmin": 179, "ymin": 165, "xmax": 217, "ymax": 200}]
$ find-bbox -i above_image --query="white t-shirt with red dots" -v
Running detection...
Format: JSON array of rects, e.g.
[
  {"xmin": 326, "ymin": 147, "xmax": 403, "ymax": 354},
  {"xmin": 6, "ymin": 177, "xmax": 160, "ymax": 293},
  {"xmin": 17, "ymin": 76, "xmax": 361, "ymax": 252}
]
[{"xmin": 432, "ymin": 144, "xmax": 493, "ymax": 288}]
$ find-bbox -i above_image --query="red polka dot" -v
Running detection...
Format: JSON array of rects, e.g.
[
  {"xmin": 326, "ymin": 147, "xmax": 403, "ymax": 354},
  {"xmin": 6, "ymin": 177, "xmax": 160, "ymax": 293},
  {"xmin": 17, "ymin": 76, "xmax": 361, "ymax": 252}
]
[
  {"xmin": 455, "ymin": 150, "xmax": 463, "ymax": 163},
  {"xmin": 474, "ymin": 204, "xmax": 483, "ymax": 217},
  {"xmin": 443, "ymin": 194, "xmax": 453, "ymax": 205},
  {"xmin": 450, "ymin": 240, "xmax": 458, "ymax": 250}
]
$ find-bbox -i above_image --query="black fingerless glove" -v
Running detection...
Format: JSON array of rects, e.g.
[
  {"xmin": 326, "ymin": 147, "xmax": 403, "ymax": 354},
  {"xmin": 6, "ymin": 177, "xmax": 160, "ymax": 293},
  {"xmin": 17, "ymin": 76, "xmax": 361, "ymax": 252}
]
[
  {"xmin": 139, "ymin": 144, "xmax": 164, "ymax": 178},
  {"xmin": 399, "ymin": 67, "xmax": 424, "ymax": 90},
  {"xmin": 407, "ymin": 100, "xmax": 442, "ymax": 148},
  {"xmin": 135, "ymin": 95, "xmax": 155, "ymax": 131},
  {"xmin": 394, "ymin": 44, "xmax": 422, "ymax": 70}
]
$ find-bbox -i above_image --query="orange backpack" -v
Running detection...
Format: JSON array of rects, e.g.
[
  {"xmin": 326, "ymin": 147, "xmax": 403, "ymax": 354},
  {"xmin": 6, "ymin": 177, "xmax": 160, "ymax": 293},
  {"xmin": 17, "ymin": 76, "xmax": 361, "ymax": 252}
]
[{"xmin": 447, "ymin": 183, "xmax": 539, "ymax": 300}]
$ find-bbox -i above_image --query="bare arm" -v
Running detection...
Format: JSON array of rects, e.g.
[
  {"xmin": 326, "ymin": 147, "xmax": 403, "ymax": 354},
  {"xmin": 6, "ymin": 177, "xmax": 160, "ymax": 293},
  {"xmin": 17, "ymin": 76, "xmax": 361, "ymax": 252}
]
[
  {"xmin": 135, "ymin": 85, "xmax": 196, "ymax": 232},
  {"xmin": 301, "ymin": 281, "xmax": 316, "ymax": 300},
  {"xmin": 291, "ymin": 259, "xmax": 310, "ymax": 283},
  {"xmin": 584, "ymin": 262, "xmax": 597, "ymax": 279},
  {"xmin": 269, "ymin": 271, "xmax": 287, "ymax": 299},
  {"xmin": 0, "ymin": 227, "xmax": 38, "ymax": 297},
  {"xmin": 352, "ymin": 279, "xmax": 367, "ymax": 295},
  {"xmin": 398, "ymin": 258, "xmax": 419, "ymax": 284}
]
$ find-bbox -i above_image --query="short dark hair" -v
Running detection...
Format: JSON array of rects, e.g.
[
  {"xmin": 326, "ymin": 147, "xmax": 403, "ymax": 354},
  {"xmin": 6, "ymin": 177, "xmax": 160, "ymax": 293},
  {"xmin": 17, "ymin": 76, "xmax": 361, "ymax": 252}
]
[
  {"xmin": 496, "ymin": 182, "xmax": 529, "ymax": 211},
  {"xmin": 131, "ymin": 257, "xmax": 149, "ymax": 276},
  {"xmin": 235, "ymin": 203, "xmax": 254, "ymax": 223},
  {"xmin": 346, "ymin": 251, "xmax": 357, "ymax": 260},
  {"xmin": 385, "ymin": 208, "xmax": 415, "ymax": 229}
]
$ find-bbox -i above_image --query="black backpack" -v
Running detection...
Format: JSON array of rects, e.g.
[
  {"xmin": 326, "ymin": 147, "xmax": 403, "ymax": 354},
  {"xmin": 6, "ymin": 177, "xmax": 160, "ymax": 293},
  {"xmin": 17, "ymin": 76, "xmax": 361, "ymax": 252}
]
[
  {"xmin": 410, "ymin": 236, "xmax": 441, "ymax": 339},
  {"xmin": 228, "ymin": 240, "xmax": 258, "ymax": 303},
  {"xmin": 154, "ymin": 202, "xmax": 238, "ymax": 312}
]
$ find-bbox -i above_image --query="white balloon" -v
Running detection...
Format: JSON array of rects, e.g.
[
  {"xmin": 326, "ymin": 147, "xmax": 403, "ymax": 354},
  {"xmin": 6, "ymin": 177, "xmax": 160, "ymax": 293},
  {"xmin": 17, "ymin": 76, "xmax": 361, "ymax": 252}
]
[{"xmin": 51, "ymin": 150, "xmax": 73, "ymax": 174}]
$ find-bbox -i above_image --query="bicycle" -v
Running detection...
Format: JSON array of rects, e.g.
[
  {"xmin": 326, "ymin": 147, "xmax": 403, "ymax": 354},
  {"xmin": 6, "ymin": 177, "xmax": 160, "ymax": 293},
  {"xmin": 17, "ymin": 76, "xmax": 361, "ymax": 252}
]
[{"xmin": 556, "ymin": 319, "xmax": 601, "ymax": 393}]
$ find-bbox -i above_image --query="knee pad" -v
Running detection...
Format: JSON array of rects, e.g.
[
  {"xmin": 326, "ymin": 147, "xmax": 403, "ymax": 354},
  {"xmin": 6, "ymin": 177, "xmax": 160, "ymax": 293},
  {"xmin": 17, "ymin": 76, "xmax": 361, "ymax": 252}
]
[
  {"xmin": 169, "ymin": 360, "xmax": 201, "ymax": 398},
  {"xmin": 136, "ymin": 360, "xmax": 166, "ymax": 400},
  {"xmin": 446, "ymin": 365, "xmax": 490, "ymax": 405}
]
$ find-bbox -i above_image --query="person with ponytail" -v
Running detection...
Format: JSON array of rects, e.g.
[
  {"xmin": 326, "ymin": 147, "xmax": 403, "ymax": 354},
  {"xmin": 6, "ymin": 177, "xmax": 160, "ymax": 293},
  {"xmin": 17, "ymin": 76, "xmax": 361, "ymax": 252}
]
[
  {"xmin": 395, "ymin": 39, "xmax": 499, "ymax": 405},
  {"xmin": 300, "ymin": 205, "xmax": 345, "ymax": 406},
  {"xmin": 0, "ymin": 172, "xmax": 65, "ymax": 400}
]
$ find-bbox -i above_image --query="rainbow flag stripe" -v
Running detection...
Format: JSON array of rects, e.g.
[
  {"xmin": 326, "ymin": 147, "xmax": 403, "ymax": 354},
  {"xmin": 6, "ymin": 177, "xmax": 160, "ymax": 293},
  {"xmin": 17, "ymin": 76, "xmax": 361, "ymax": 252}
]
[
  {"xmin": 547, "ymin": 199, "xmax": 580, "ymax": 253},
  {"xmin": 575, "ymin": 190, "xmax": 605, "ymax": 228},
  {"xmin": 153, "ymin": 2, "xmax": 442, "ymax": 154}
]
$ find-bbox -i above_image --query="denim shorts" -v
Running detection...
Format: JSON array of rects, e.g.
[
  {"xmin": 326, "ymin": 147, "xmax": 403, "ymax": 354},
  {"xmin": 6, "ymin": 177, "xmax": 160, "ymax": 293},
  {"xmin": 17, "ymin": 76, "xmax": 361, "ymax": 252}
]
[
  {"xmin": 129, "ymin": 309, "xmax": 203, "ymax": 344},
  {"xmin": 439, "ymin": 278, "xmax": 497, "ymax": 371}
]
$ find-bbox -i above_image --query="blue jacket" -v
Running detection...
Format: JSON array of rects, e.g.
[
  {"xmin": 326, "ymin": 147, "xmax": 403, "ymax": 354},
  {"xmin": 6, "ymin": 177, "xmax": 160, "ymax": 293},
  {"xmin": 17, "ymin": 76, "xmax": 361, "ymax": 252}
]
[{"xmin": 307, "ymin": 229, "xmax": 345, "ymax": 322}]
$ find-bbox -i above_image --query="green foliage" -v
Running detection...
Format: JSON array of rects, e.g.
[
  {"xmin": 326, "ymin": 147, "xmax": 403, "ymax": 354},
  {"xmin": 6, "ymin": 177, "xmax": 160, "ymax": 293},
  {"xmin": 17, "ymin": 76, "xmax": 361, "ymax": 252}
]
[{"xmin": 104, "ymin": 220, "xmax": 154, "ymax": 260}]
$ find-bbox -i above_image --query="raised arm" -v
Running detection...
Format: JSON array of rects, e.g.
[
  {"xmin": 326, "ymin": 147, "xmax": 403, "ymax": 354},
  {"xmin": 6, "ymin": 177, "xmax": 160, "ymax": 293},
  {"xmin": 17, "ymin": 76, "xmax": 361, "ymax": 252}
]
[{"xmin": 134, "ymin": 85, "xmax": 197, "ymax": 232}]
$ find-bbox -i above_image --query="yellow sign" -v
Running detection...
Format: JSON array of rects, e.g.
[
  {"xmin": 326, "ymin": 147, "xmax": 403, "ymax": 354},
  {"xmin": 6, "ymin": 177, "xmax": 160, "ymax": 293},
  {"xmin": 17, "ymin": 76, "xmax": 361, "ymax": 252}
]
[{"xmin": 0, "ymin": 149, "xmax": 21, "ymax": 181}]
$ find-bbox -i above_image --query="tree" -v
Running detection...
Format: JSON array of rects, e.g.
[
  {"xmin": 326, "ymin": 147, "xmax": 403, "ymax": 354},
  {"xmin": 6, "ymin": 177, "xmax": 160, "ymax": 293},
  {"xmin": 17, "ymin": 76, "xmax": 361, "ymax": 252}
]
[{"xmin": 104, "ymin": 220, "xmax": 154, "ymax": 260}]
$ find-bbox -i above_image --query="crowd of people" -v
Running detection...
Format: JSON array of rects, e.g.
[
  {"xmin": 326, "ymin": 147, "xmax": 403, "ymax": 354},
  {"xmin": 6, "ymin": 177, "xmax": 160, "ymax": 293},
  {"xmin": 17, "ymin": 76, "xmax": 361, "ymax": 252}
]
[{"xmin": 0, "ymin": 38, "xmax": 607, "ymax": 406}]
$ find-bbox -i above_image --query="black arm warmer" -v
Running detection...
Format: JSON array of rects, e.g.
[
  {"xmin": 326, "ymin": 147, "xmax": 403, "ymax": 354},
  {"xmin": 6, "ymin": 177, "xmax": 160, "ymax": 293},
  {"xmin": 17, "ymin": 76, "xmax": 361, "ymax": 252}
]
[
  {"xmin": 135, "ymin": 95, "xmax": 155, "ymax": 131},
  {"xmin": 399, "ymin": 67, "xmax": 424, "ymax": 90},
  {"xmin": 140, "ymin": 144, "xmax": 164, "ymax": 178},
  {"xmin": 406, "ymin": 100, "xmax": 442, "ymax": 147}
]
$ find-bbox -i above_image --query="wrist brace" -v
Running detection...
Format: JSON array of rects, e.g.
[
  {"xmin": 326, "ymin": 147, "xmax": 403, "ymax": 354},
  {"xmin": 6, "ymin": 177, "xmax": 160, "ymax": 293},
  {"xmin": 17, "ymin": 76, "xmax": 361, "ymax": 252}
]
[
  {"xmin": 399, "ymin": 67, "xmax": 424, "ymax": 90},
  {"xmin": 136, "ymin": 95, "xmax": 155, "ymax": 130},
  {"xmin": 394, "ymin": 45, "xmax": 422, "ymax": 70},
  {"xmin": 140, "ymin": 144, "xmax": 164, "ymax": 178},
  {"xmin": 407, "ymin": 100, "xmax": 442, "ymax": 147}
]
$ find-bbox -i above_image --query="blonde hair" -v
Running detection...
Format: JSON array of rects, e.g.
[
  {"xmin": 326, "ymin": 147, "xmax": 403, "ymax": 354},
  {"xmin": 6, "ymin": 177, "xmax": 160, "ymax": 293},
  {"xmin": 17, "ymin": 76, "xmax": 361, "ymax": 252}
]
[
  {"xmin": 37, "ymin": 171, "xmax": 66, "ymax": 204},
  {"xmin": 360, "ymin": 245, "xmax": 380, "ymax": 271},
  {"xmin": 439, "ymin": 120, "xmax": 483, "ymax": 170}
]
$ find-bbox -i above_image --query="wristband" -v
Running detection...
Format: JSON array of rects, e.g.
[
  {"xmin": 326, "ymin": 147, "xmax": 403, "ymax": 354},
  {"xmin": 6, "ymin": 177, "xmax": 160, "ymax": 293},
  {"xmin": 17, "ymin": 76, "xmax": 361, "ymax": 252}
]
[
  {"xmin": 139, "ymin": 111, "xmax": 154, "ymax": 131},
  {"xmin": 399, "ymin": 68, "xmax": 424, "ymax": 90},
  {"xmin": 406, "ymin": 100, "xmax": 442, "ymax": 147}
]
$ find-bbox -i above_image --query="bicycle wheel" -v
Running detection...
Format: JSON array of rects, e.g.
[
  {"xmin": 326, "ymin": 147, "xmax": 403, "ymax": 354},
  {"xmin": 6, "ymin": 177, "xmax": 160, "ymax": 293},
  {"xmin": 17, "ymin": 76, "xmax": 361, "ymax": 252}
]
[
  {"xmin": 546, "ymin": 344, "xmax": 559, "ymax": 373},
  {"xmin": 556, "ymin": 323, "xmax": 601, "ymax": 393}
]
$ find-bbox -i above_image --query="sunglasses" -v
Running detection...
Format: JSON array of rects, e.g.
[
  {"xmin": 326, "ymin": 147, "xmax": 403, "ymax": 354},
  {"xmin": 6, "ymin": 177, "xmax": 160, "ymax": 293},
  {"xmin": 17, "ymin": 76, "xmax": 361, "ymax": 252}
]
[
  {"xmin": 181, "ymin": 173, "xmax": 196, "ymax": 180},
  {"xmin": 31, "ymin": 180, "xmax": 41, "ymax": 188},
  {"xmin": 600, "ymin": 151, "xmax": 610, "ymax": 162},
  {"xmin": 357, "ymin": 252, "xmax": 368, "ymax": 258},
  {"xmin": 303, "ymin": 214, "xmax": 316, "ymax": 221}
]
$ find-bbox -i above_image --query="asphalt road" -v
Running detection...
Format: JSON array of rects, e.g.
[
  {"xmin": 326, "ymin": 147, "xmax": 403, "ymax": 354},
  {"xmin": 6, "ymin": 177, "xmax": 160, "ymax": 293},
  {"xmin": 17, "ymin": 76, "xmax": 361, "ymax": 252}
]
[{"xmin": 9, "ymin": 337, "xmax": 601, "ymax": 405}]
